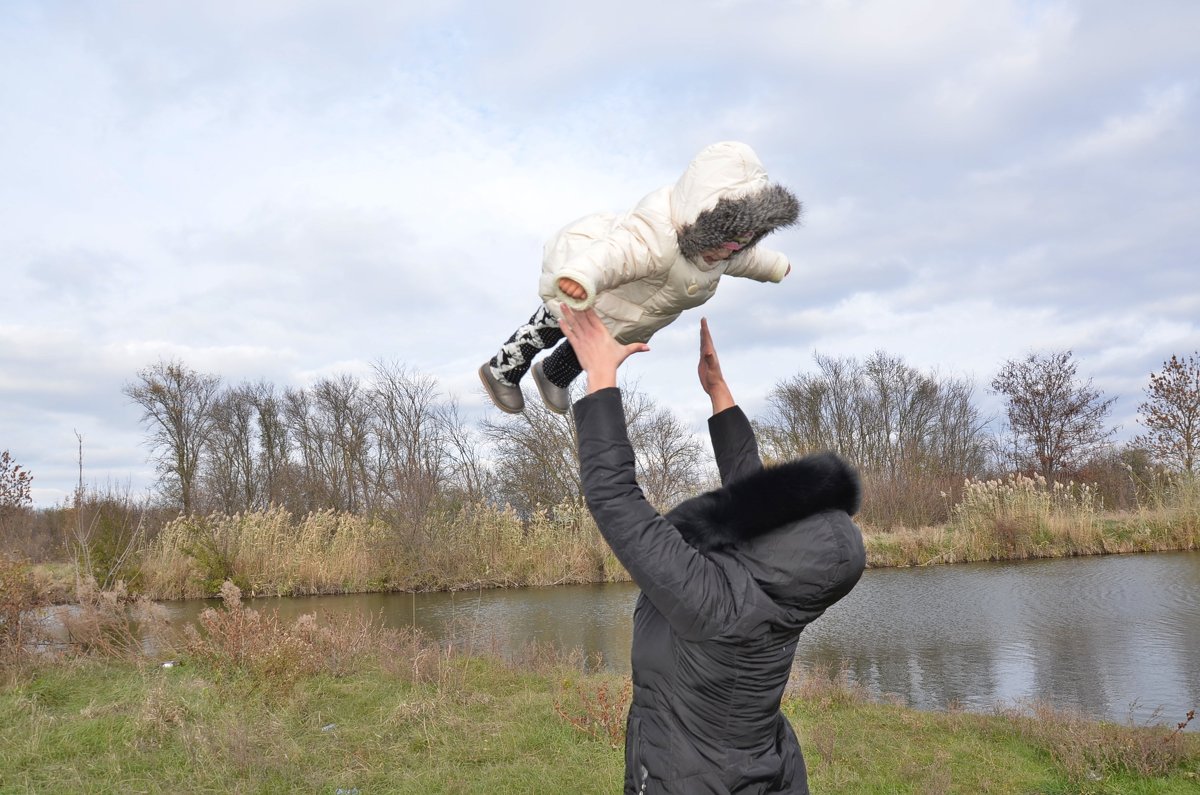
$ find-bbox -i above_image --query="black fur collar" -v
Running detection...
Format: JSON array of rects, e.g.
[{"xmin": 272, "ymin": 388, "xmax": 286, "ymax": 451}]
[{"xmin": 665, "ymin": 452, "xmax": 861, "ymax": 553}]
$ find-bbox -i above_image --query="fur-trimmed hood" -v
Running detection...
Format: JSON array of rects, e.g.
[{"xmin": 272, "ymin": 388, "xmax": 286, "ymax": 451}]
[
  {"xmin": 671, "ymin": 142, "xmax": 801, "ymax": 260},
  {"xmin": 666, "ymin": 451, "xmax": 862, "ymax": 610},
  {"xmin": 667, "ymin": 451, "xmax": 861, "ymax": 552}
]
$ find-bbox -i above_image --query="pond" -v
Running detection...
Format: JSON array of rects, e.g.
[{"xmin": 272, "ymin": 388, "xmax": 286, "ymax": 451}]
[{"xmin": 159, "ymin": 551, "xmax": 1200, "ymax": 730}]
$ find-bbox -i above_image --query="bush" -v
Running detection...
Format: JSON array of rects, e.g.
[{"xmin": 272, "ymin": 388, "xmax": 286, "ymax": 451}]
[
  {"xmin": 0, "ymin": 555, "xmax": 48, "ymax": 665},
  {"xmin": 182, "ymin": 581, "xmax": 381, "ymax": 690}
]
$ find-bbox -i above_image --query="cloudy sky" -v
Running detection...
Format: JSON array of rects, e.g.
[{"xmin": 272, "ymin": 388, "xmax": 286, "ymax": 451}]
[{"xmin": 3, "ymin": 0, "xmax": 1197, "ymax": 507}]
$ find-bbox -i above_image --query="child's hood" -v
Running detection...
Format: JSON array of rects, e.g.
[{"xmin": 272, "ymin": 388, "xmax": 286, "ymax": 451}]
[{"xmin": 670, "ymin": 141, "xmax": 801, "ymax": 260}]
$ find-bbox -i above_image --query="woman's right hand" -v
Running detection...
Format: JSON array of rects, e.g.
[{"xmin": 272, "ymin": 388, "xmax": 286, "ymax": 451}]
[{"xmin": 560, "ymin": 304, "xmax": 649, "ymax": 393}]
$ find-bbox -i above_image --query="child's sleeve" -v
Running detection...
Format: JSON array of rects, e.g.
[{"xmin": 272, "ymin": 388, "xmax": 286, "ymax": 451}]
[
  {"xmin": 722, "ymin": 246, "xmax": 791, "ymax": 283},
  {"xmin": 542, "ymin": 221, "xmax": 665, "ymax": 311}
]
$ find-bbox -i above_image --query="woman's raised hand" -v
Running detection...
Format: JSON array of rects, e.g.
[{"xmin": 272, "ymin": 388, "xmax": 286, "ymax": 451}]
[
  {"xmin": 697, "ymin": 317, "xmax": 735, "ymax": 414},
  {"xmin": 559, "ymin": 304, "xmax": 649, "ymax": 394}
]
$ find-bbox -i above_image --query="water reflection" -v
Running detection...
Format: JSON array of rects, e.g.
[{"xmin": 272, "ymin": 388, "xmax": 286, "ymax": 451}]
[{"xmin": 160, "ymin": 551, "xmax": 1200, "ymax": 729}]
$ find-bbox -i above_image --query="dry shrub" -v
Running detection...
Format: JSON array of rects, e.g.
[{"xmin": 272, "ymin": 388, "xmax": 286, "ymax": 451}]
[
  {"xmin": 1138, "ymin": 472, "xmax": 1200, "ymax": 532},
  {"xmin": 376, "ymin": 624, "xmax": 455, "ymax": 686},
  {"xmin": 858, "ymin": 472, "xmax": 961, "ymax": 530},
  {"xmin": 406, "ymin": 499, "xmax": 619, "ymax": 590},
  {"xmin": 141, "ymin": 500, "xmax": 625, "ymax": 599},
  {"xmin": 181, "ymin": 580, "xmax": 379, "ymax": 689},
  {"xmin": 507, "ymin": 640, "xmax": 599, "ymax": 676},
  {"xmin": 554, "ymin": 676, "xmax": 632, "ymax": 748},
  {"xmin": 135, "ymin": 679, "xmax": 192, "ymax": 748},
  {"xmin": 55, "ymin": 576, "xmax": 173, "ymax": 666},
  {"xmin": 0, "ymin": 554, "xmax": 49, "ymax": 665},
  {"xmin": 861, "ymin": 524, "xmax": 959, "ymax": 567},
  {"xmin": 1005, "ymin": 700, "xmax": 1199, "ymax": 783}
]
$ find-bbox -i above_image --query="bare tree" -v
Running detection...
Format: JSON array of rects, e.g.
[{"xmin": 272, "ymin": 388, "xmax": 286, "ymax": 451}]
[
  {"xmin": 0, "ymin": 450, "xmax": 34, "ymax": 554},
  {"xmin": 759, "ymin": 350, "xmax": 990, "ymax": 476},
  {"xmin": 756, "ymin": 353, "xmax": 857, "ymax": 460},
  {"xmin": 623, "ymin": 390, "xmax": 709, "ymax": 511},
  {"xmin": 482, "ymin": 395, "xmax": 582, "ymax": 517},
  {"xmin": 990, "ymin": 350, "xmax": 1117, "ymax": 481},
  {"xmin": 314, "ymin": 375, "xmax": 374, "ymax": 512},
  {"xmin": 203, "ymin": 384, "xmax": 262, "ymax": 514},
  {"xmin": 370, "ymin": 361, "xmax": 451, "ymax": 521},
  {"xmin": 283, "ymin": 376, "xmax": 372, "ymax": 512},
  {"xmin": 249, "ymin": 381, "xmax": 290, "ymax": 508},
  {"xmin": 124, "ymin": 360, "xmax": 221, "ymax": 513},
  {"xmin": 1134, "ymin": 352, "xmax": 1200, "ymax": 475},
  {"xmin": 0, "ymin": 450, "xmax": 32, "ymax": 512},
  {"xmin": 483, "ymin": 382, "xmax": 710, "ymax": 516},
  {"xmin": 439, "ymin": 397, "xmax": 491, "ymax": 501}
]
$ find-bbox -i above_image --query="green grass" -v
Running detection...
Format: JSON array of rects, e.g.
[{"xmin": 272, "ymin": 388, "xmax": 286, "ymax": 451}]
[
  {"xmin": 0, "ymin": 660, "xmax": 622, "ymax": 794},
  {"xmin": 2, "ymin": 655, "xmax": 1197, "ymax": 794}
]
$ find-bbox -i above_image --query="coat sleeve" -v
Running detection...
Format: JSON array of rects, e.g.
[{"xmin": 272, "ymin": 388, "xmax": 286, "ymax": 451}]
[
  {"xmin": 574, "ymin": 388, "xmax": 739, "ymax": 640},
  {"xmin": 541, "ymin": 219, "xmax": 668, "ymax": 311},
  {"xmin": 708, "ymin": 405, "xmax": 764, "ymax": 485},
  {"xmin": 721, "ymin": 245, "xmax": 789, "ymax": 283}
]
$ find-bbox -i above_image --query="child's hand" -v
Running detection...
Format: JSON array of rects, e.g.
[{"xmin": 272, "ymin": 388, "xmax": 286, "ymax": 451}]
[
  {"xmin": 558, "ymin": 277, "xmax": 588, "ymax": 301},
  {"xmin": 559, "ymin": 304, "xmax": 648, "ymax": 394}
]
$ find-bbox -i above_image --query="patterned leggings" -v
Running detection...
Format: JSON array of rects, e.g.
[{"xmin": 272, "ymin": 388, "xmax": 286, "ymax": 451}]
[{"xmin": 489, "ymin": 306, "xmax": 582, "ymax": 388}]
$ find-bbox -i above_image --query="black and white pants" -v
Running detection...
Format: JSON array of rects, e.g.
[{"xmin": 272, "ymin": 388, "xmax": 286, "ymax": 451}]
[{"xmin": 488, "ymin": 306, "xmax": 582, "ymax": 388}]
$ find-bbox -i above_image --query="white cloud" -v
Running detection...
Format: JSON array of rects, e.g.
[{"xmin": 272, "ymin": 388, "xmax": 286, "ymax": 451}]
[{"xmin": 1062, "ymin": 83, "xmax": 1190, "ymax": 161}]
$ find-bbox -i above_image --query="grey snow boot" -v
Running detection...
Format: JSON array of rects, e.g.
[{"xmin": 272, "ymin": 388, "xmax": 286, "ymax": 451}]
[
  {"xmin": 479, "ymin": 363, "xmax": 525, "ymax": 414},
  {"xmin": 531, "ymin": 360, "xmax": 570, "ymax": 415}
]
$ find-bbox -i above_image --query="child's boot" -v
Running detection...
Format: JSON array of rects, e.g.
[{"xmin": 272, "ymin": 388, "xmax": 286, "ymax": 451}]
[
  {"xmin": 532, "ymin": 361, "xmax": 570, "ymax": 415},
  {"xmin": 479, "ymin": 363, "xmax": 525, "ymax": 413}
]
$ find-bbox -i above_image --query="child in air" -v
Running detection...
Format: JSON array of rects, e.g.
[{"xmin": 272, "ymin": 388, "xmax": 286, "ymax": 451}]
[{"xmin": 479, "ymin": 140, "xmax": 800, "ymax": 414}]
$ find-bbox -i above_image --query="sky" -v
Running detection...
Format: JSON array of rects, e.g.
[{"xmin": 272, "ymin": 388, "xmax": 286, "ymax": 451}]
[{"xmin": 2, "ymin": 0, "xmax": 1197, "ymax": 508}]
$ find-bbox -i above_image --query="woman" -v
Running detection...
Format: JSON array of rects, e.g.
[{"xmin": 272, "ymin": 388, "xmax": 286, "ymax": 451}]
[{"xmin": 561, "ymin": 305, "xmax": 865, "ymax": 794}]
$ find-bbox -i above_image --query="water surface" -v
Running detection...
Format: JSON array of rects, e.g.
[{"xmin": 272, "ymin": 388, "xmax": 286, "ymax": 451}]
[{"xmin": 162, "ymin": 551, "xmax": 1200, "ymax": 729}]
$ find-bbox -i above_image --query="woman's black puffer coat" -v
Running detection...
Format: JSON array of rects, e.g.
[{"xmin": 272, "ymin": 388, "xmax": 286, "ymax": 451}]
[{"xmin": 574, "ymin": 388, "xmax": 866, "ymax": 794}]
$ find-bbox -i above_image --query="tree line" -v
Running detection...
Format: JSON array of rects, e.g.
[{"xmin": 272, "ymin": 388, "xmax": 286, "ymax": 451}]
[
  {"xmin": 110, "ymin": 348, "xmax": 1199, "ymax": 530},
  {"xmin": 1, "ymin": 347, "xmax": 1197, "ymax": 587}
]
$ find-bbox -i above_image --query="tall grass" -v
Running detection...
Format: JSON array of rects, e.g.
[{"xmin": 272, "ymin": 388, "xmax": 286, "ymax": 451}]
[
  {"xmin": 863, "ymin": 472, "xmax": 1200, "ymax": 567},
  {"xmin": 29, "ymin": 472, "xmax": 1200, "ymax": 598},
  {"xmin": 139, "ymin": 500, "xmax": 624, "ymax": 600},
  {"xmin": 951, "ymin": 473, "xmax": 1103, "ymax": 558}
]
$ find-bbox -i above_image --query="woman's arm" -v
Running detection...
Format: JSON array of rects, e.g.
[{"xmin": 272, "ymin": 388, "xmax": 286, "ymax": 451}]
[
  {"xmin": 564, "ymin": 306, "xmax": 739, "ymax": 640},
  {"xmin": 695, "ymin": 317, "xmax": 763, "ymax": 484}
]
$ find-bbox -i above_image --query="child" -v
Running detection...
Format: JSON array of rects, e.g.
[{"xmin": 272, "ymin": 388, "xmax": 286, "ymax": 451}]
[{"xmin": 480, "ymin": 140, "xmax": 800, "ymax": 414}]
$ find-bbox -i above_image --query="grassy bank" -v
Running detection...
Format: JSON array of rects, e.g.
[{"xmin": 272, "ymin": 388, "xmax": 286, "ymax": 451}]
[{"xmin": 1, "ymin": 588, "xmax": 1197, "ymax": 794}]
